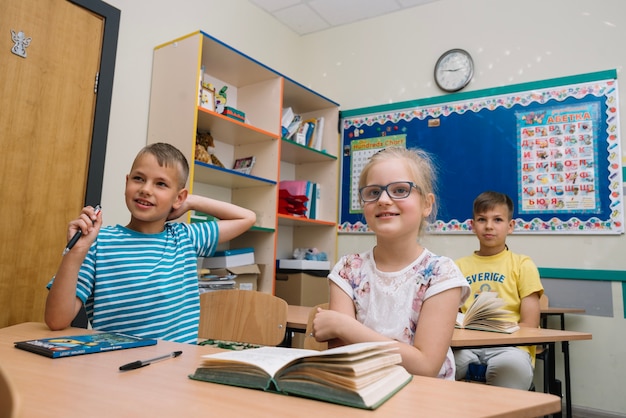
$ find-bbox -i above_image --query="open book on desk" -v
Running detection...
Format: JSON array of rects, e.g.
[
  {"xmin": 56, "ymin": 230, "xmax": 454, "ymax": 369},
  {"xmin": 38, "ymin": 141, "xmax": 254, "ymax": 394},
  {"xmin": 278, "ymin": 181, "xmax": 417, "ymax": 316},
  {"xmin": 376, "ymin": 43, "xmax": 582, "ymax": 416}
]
[
  {"xmin": 456, "ymin": 291, "xmax": 520, "ymax": 334},
  {"xmin": 189, "ymin": 341, "xmax": 412, "ymax": 410}
]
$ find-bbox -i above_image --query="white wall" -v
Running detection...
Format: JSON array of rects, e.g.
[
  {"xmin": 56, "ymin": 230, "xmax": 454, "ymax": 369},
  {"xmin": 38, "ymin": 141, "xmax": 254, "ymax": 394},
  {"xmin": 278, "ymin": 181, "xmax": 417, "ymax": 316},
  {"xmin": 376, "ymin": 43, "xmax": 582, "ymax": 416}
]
[{"xmin": 102, "ymin": 0, "xmax": 625, "ymax": 414}]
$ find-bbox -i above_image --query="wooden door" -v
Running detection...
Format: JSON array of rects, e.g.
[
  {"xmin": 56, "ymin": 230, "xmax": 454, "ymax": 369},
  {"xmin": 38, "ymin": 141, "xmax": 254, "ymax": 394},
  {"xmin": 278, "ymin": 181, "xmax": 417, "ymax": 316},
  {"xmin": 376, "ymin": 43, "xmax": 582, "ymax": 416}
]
[{"xmin": 0, "ymin": 0, "xmax": 104, "ymax": 327}]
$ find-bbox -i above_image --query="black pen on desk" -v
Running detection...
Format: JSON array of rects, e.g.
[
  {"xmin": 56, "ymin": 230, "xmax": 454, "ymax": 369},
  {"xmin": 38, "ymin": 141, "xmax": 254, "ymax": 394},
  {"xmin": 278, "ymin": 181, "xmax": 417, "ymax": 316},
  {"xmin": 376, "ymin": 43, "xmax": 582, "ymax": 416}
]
[
  {"xmin": 62, "ymin": 205, "xmax": 101, "ymax": 256},
  {"xmin": 119, "ymin": 351, "xmax": 183, "ymax": 371}
]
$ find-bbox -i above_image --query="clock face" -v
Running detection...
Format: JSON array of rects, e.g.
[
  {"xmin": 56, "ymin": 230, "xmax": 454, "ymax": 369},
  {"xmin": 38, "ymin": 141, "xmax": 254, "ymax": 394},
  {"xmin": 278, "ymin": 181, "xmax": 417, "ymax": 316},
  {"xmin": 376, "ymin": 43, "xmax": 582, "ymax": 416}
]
[{"xmin": 434, "ymin": 49, "xmax": 474, "ymax": 92}]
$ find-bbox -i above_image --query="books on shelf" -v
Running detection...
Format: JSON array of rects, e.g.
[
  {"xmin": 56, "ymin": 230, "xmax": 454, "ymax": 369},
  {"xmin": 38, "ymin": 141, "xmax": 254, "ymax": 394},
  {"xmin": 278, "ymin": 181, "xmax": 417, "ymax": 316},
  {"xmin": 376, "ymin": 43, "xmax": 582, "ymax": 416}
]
[
  {"xmin": 312, "ymin": 116, "xmax": 324, "ymax": 151},
  {"xmin": 204, "ymin": 247, "xmax": 255, "ymax": 269},
  {"xmin": 14, "ymin": 332, "xmax": 157, "ymax": 358},
  {"xmin": 199, "ymin": 264, "xmax": 260, "ymax": 291},
  {"xmin": 189, "ymin": 341, "xmax": 412, "ymax": 410},
  {"xmin": 198, "ymin": 267, "xmax": 237, "ymax": 292},
  {"xmin": 456, "ymin": 292, "xmax": 520, "ymax": 334}
]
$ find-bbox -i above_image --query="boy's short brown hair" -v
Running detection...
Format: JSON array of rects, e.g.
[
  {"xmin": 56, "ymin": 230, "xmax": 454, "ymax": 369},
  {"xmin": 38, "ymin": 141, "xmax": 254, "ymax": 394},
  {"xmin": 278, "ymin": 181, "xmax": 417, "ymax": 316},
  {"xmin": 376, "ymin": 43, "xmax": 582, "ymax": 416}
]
[
  {"xmin": 473, "ymin": 191, "xmax": 514, "ymax": 220},
  {"xmin": 134, "ymin": 142, "xmax": 189, "ymax": 189}
]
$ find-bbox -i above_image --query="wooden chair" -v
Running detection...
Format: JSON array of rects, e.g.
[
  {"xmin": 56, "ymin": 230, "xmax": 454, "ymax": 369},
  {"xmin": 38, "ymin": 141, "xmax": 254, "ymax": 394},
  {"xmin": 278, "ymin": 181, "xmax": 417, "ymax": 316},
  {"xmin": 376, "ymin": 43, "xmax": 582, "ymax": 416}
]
[
  {"xmin": 198, "ymin": 290, "xmax": 288, "ymax": 346},
  {"xmin": 303, "ymin": 303, "xmax": 329, "ymax": 350},
  {"xmin": 0, "ymin": 363, "xmax": 20, "ymax": 418}
]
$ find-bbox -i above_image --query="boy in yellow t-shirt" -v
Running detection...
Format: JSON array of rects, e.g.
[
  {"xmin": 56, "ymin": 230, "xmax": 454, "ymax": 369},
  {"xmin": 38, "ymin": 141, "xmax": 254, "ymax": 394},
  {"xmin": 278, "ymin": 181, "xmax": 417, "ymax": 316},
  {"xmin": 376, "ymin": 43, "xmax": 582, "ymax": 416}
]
[{"xmin": 454, "ymin": 191, "xmax": 543, "ymax": 390}]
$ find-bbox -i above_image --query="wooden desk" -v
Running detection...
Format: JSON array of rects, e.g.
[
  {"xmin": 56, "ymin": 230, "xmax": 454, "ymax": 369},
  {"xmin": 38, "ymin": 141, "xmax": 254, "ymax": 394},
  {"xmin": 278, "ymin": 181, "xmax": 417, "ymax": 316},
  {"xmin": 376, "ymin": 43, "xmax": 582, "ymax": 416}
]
[
  {"xmin": 0, "ymin": 322, "xmax": 561, "ymax": 418},
  {"xmin": 540, "ymin": 307, "xmax": 586, "ymax": 418},
  {"xmin": 452, "ymin": 327, "xmax": 592, "ymax": 418}
]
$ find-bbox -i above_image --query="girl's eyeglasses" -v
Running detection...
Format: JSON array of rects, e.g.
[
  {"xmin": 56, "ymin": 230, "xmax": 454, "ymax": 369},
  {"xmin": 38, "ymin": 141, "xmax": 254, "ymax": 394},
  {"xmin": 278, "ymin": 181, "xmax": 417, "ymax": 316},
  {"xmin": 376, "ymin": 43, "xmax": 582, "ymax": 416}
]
[{"xmin": 359, "ymin": 182, "xmax": 419, "ymax": 202}]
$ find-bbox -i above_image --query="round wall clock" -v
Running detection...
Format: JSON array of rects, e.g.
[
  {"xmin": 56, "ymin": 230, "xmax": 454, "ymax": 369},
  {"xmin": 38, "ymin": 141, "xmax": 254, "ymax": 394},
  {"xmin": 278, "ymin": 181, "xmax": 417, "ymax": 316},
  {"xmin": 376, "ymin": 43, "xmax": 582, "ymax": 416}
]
[{"xmin": 434, "ymin": 48, "xmax": 474, "ymax": 92}]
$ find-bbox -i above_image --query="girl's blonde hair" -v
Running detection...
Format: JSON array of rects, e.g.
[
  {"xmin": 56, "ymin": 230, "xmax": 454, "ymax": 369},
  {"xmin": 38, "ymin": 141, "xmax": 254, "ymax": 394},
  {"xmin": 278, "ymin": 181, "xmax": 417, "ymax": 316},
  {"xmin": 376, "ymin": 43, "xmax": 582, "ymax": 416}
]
[{"xmin": 358, "ymin": 147, "xmax": 438, "ymax": 234}]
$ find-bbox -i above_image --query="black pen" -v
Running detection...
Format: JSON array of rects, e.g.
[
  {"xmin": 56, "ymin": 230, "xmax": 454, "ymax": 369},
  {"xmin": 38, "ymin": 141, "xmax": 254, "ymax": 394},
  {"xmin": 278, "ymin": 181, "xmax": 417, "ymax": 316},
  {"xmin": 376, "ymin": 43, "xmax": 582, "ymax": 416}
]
[
  {"xmin": 119, "ymin": 351, "xmax": 183, "ymax": 371},
  {"xmin": 62, "ymin": 205, "xmax": 101, "ymax": 256}
]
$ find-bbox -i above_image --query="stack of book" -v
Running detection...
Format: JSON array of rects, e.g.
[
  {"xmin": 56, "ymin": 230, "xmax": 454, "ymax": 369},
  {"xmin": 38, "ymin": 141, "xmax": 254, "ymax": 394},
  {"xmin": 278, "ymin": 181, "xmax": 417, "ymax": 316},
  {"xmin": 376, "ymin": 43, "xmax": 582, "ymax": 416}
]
[
  {"xmin": 198, "ymin": 268, "xmax": 237, "ymax": 293},
  {"xmin": 279, "ymin": 180, "xmax": 320, "ymax": 219}
]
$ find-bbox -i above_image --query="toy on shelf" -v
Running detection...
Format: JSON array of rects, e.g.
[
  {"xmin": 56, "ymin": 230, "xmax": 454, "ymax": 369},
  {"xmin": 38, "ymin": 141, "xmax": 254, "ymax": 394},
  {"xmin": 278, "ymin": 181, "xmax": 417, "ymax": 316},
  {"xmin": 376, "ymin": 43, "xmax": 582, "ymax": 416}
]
[
  {"xmin": 195, "ymin": 131, "xmax": 224, "ymax": 167},
  {"xmin": 215, "ymin": 86, "xmax": 227, "ymax": 114}
]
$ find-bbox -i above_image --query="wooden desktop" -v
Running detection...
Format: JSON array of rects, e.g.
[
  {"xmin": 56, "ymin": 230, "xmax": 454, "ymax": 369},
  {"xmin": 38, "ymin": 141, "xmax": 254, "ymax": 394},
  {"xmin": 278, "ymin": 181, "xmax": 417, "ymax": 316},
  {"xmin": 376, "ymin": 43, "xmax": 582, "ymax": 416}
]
[
  {"xmin": 287, "ymin": 305, "xmax": 591, "ymax": 418},
  {"xmin": 0, "ymin": 322, "xmax": 561, "ymax": 417}
]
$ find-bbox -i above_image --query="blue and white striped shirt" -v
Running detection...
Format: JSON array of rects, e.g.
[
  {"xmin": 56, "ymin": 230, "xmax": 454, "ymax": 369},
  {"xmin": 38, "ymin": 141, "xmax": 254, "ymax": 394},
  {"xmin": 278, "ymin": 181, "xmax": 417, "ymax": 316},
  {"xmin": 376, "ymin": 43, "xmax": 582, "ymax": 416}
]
[{"xmin": 49, "ymin": 222, "xmax": 218, "ymax": 344}]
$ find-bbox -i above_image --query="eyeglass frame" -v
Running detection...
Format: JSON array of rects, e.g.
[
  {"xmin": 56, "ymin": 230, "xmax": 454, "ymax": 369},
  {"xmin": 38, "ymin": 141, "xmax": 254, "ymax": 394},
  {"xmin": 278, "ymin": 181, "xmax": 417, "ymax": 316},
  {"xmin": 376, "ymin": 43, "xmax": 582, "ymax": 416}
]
[{"xmin": 358, "ymin": 181, "xmax": 421, "ymax": 202}]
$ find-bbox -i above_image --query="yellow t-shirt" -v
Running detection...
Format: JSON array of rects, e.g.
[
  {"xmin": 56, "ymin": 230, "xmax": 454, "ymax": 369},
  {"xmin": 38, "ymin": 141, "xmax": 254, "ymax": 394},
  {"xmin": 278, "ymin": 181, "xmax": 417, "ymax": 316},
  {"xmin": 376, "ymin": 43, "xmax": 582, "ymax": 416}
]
[{"xmin": 455, "ymin": 249, "xmax": 544, "ymax": 359}]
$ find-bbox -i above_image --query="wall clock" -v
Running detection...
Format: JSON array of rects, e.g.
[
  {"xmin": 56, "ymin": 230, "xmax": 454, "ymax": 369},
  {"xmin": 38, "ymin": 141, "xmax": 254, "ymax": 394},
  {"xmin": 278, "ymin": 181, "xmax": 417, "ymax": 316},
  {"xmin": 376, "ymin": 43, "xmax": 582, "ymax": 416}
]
[{"xmin": 434, "ymin": 48, "xmax": 474, "ymax": 92}]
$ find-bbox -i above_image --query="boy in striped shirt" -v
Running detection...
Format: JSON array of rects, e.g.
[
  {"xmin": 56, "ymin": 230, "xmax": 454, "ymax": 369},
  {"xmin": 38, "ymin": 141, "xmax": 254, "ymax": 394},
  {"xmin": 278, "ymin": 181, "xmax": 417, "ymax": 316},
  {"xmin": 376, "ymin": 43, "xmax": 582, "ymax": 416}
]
[{"xmin": 45, "ymin": 143, "xmax": 256, "ymax": 343}]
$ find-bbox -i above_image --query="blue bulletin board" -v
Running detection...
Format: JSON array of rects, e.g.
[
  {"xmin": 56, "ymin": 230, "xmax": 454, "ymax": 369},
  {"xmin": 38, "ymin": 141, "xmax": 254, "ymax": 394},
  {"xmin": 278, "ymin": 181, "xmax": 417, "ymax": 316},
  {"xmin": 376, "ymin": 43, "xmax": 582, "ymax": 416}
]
[{"xmin": 339, "ymin": 70, "xmax": 623, "ymax": 234}]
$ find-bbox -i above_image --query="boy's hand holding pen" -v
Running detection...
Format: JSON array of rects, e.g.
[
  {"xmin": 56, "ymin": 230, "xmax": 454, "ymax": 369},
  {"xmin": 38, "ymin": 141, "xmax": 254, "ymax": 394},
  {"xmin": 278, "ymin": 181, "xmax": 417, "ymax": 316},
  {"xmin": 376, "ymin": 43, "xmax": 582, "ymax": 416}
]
[{"xmin": 62, "ymin": 205, "xmax": 102, "ymax": 256}]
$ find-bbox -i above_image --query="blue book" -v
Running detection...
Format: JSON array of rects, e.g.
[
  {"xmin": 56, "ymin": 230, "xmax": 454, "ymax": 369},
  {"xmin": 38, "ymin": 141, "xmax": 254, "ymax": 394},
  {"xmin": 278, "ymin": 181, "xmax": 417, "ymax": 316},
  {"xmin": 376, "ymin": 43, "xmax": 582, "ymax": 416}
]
[{"xmin": 15, "ymin": 332, "xmax": 157, "ymax": 358}]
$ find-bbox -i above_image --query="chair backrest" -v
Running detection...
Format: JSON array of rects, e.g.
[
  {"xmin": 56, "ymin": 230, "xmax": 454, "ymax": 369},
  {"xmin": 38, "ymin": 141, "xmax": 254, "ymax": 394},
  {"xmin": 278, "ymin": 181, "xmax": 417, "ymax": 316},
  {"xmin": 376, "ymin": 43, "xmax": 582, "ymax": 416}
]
[
  {"xmin": 0, "ymin": 363, "xmax": 20, "ymax": 418},
  {"xmin": 303, "ymin": 303, "xmax": 329, "ymax": 350},
  {"xmin": 198, "ymin": 290, "xmax": 288, "ymax": 346}
]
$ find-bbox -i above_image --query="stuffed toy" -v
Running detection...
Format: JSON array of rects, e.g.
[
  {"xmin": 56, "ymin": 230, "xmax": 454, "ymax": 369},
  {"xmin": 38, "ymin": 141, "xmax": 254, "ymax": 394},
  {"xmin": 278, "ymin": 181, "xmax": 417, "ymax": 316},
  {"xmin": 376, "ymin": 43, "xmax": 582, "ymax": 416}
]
[{"xmin": 195, "ymin": 131, "xmax": 224, "ymax": 167}]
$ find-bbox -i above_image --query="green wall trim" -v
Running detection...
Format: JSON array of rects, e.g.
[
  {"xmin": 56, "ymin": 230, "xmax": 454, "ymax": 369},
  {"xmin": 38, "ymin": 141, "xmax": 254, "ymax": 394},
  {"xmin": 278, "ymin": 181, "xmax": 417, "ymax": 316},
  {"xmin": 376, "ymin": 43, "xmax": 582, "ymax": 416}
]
[
  {"xmin": 622, "ymin": 283, "xmax": 626, "ymax": 319},
  {"xmin": 539, "ymin": 267, "xmax": 626, "ymax": 282},
  {"xmin": 340, "ymin": 69, "xmax": 617, "ymax": 119}
]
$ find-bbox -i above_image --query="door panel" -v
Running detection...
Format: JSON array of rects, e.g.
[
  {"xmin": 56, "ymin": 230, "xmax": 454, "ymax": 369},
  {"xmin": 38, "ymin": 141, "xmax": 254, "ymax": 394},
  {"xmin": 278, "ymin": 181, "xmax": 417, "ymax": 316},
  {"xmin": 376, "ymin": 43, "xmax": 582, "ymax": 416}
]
[{"xmin": 0, "ymin": 0, "xmax": 104, "ymax": 327}]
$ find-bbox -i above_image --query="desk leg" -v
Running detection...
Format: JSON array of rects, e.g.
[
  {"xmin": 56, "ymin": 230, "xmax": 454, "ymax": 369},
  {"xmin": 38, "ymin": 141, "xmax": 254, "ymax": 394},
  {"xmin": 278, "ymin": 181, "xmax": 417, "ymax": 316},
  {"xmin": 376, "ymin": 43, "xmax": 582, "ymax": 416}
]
[
  {"xmin": 282, "ymin": 329, "xmax": 293, "ymax": 348},
  {"xmin": 558, "ymin": 314, "xmax": 572, "ymax": 418},
  {"xmin": 547, "ymin": 341, "xmax": 563, "ymax": 418},
  {"xmin": 563, "ymin": 341, "xmax": 572, "ymax": 418}
]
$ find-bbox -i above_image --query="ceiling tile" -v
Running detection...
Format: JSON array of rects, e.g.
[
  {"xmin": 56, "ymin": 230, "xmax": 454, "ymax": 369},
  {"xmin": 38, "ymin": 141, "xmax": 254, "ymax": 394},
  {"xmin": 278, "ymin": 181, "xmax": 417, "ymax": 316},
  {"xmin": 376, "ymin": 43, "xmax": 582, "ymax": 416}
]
[
  {"xmin": 247, "ymin": 0, "xmax": 301, "ymax": 12},
  {"xmin": 247, "ymin": 0, "xmax": 441, "ymax": 35},
  {"xmin": 309, "ymin": 0, "xmax": 399, "ymax": 26},
  {"xmin": 272, "ymin": 4, "xmax": 330, "ymax": 35}
]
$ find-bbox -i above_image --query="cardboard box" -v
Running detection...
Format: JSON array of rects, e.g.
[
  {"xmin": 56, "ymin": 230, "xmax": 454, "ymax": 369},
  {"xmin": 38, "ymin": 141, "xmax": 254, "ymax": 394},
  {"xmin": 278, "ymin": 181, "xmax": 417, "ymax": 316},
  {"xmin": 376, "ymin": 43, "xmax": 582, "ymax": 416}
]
[
  {"xmin": 209, "ymin": 264, "xmax": 260, "ymax": 291},
  {"xmin": 275, "ymin": 273, "xmax": 329, "ymax": 307},
  {"xmin": 277, "ymin": 259, "xmax": 330, "ymax": 271}
]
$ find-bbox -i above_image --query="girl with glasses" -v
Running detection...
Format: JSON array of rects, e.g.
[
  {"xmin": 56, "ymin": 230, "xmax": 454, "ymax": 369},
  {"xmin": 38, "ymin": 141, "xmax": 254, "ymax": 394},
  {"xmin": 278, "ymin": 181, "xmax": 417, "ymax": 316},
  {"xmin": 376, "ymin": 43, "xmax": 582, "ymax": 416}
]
[{"xmin": 311, "ymin": 147, "xmax": 470, "ymax": 379}]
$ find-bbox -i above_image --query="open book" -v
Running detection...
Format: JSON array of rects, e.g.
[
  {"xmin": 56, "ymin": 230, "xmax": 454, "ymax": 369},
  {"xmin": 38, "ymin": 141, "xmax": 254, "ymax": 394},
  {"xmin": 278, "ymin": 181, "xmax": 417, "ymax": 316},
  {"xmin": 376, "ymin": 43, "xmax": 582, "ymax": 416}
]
[
  {"xmin": 189, "ymin": 341, "xmax": 412, "ymax": 410},
  {"xmin": 456, "ymin": 292, "xmax": 520, "ymax": 333}
]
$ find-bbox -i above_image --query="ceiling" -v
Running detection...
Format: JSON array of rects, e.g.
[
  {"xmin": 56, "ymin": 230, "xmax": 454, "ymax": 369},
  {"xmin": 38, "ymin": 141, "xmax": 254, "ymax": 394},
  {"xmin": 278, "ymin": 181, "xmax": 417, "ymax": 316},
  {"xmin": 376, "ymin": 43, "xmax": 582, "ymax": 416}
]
[{"xmin": 247, "ymin": 0, "xmax": 440, "ymax": 36}]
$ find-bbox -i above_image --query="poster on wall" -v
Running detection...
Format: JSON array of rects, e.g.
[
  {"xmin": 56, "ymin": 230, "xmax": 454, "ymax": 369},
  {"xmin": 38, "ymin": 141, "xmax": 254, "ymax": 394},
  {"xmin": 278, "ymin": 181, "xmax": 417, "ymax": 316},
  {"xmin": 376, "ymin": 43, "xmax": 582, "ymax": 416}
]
[{"xmin": 339, "ymin": 70, "xmax": 623, "ymax": 234}]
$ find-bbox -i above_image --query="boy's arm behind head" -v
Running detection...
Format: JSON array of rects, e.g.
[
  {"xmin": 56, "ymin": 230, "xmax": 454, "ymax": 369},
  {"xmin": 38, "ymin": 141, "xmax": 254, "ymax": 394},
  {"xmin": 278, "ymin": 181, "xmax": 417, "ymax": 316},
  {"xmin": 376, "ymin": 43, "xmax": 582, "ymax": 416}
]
[{"xmin": 182, "ymin": 194, "xmax": 255, "ymax": 243}]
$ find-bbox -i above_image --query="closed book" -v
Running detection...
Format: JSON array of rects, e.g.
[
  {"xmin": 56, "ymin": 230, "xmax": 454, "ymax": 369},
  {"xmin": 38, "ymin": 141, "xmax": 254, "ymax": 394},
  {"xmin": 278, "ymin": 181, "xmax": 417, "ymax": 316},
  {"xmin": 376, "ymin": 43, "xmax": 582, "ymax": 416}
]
[
  {"xmin": 204, "ymin": 248, "xmax": 255, "ymax": 268},
  {"xmin": 278, "ymin": 259, "xmax": 330, "ymax": 271},
  {"xmin": 15, "ymin": 332, "xmax": 157, "ymax": 358}
]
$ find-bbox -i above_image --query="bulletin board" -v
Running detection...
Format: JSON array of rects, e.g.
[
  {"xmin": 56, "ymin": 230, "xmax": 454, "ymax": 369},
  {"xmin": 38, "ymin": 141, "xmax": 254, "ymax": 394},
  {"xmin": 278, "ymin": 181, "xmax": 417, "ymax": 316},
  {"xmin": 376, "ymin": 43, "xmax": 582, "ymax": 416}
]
[{"xmin": 339, "ymin": 70, "xmax": 623, "ymax": 234}]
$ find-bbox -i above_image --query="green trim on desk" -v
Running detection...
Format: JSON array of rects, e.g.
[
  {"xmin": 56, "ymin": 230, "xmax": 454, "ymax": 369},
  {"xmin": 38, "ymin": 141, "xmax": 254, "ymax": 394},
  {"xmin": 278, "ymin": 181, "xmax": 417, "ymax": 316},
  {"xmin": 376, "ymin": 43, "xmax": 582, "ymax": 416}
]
[{"xmin": 539, "ymin": 268, "xmax": 626, "ymax": 282}]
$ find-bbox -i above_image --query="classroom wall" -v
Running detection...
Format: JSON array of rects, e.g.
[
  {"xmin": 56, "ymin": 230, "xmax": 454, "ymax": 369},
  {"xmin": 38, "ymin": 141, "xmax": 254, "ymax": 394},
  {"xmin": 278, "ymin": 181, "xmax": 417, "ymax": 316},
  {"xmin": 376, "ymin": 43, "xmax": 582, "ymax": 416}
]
[{"xmin": 102, "ymin": 0, "xmax": 624, "ymax": 414}]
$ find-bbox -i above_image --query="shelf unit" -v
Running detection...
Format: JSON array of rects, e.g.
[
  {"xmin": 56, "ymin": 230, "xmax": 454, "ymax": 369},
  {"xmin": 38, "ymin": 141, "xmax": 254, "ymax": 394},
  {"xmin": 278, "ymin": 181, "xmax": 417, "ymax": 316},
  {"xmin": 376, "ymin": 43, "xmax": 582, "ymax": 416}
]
[{"xmin": 146, "ymin": 31, "xmax": 339, "ymax": 294}]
